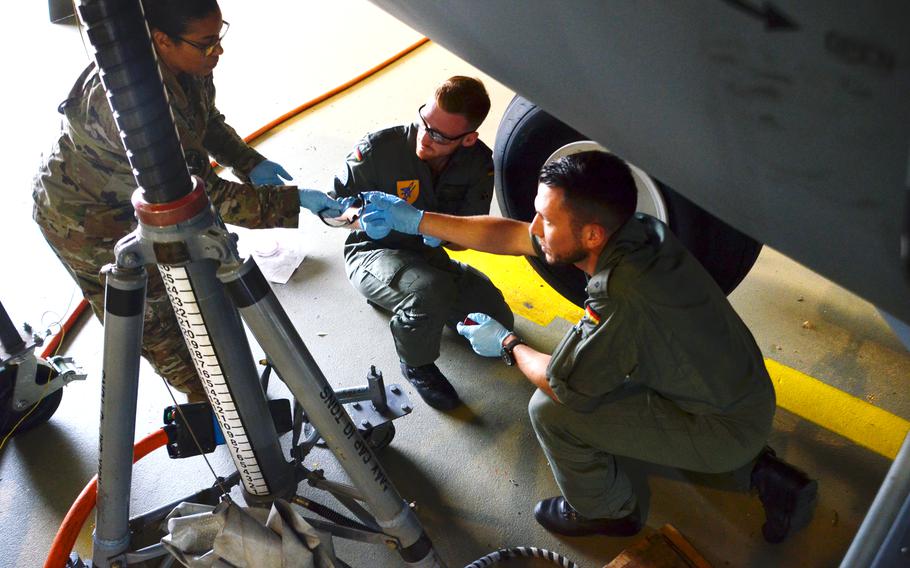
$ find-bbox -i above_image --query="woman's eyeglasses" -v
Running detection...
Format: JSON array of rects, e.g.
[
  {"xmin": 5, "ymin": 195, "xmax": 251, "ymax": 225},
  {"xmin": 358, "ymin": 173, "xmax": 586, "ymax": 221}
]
[{"xmin": 177, "ymin": 20, "xmax": 230, "ymax": 57}]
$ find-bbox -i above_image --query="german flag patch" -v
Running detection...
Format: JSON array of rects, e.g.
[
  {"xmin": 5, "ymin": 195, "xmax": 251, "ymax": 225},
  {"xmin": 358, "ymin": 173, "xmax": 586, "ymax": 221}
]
[{"xmin": 584, "ymin": 304, "xmax": 601, "ymax": 326}]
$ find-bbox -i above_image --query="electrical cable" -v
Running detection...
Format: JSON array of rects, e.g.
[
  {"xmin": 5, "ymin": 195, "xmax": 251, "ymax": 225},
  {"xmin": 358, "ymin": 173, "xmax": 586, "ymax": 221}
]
[{"xmin": 40, "ymin": 299, "xmax": 88, "ymax": 361}]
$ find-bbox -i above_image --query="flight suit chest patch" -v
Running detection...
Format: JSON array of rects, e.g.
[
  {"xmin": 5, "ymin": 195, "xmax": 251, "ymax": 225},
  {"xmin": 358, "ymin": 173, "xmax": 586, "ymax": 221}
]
[{"xmin": 397, "ymin": 180, "xmax": 420, "ymax": 203}]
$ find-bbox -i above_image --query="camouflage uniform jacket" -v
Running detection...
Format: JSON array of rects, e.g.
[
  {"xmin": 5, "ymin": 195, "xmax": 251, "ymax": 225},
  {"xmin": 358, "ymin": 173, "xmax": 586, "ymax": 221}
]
[{"xmin": 33, "ymin": 62, "xmax": 300, "ymax": 240}]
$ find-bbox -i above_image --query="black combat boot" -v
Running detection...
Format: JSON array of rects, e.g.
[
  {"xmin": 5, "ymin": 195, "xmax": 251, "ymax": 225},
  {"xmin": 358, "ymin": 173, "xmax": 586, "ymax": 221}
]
[
  {"xmin": 533, "ymin": 496, "xmax": 642, "ymax": 537},
  {"xmin": 750, "ymin": 446, "xmax": 818, "ymax": 543},
  {"xmin": 400, "ymin": 363, "xmax": 461, "ymax": 411}
]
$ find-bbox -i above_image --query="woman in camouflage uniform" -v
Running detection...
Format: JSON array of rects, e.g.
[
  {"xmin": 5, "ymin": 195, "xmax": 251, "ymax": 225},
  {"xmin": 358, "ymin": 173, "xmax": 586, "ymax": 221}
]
[{"xmin": 32, "ymin": 0, "xmax": 300, "ymax": 398}]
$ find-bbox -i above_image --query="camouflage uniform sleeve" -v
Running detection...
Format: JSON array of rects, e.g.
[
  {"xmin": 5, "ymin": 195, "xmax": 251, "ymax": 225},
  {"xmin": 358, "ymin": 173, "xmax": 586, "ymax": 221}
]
[
  {"xmin": 197, "ymin": 77, "xmax": 298, "ymax": 230},
  {"xmin": 331, "ymin": 138, "xmax": 377, "ymax": 199},
  {"xmin": 455, "ymin": 154, "xmax": 495, "ymax": 216},
  {"xmin": 205, "ymin": 175, "xmax": 300, "ymax": 229},
  {"xmin": 200, "ymin": 77, "xmax": 266, "ymax": 179}
]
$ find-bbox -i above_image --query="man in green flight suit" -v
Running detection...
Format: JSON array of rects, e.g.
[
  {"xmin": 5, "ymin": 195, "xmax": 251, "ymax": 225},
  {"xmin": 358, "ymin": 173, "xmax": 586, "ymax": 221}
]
[
  {"xmin": 332, "ymin": 76, "xmax": 513, "ymax": 411},
  {"xmin": 31, "ymin": 0, "xmax": 340, "ymax": 400},
  {"xmin": 356, "ymin": 150, "xmax": 817, "ymax": 542}
]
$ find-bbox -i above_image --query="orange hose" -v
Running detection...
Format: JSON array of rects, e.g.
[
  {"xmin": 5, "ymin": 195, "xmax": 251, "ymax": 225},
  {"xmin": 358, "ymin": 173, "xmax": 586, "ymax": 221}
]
[
  {"xmin": 241, "ymin": 37, "xmax": 430, "ymax": 145},
  {"xmin": 45, "ymin": 428, "xmax": 170, "ymax": 568}
]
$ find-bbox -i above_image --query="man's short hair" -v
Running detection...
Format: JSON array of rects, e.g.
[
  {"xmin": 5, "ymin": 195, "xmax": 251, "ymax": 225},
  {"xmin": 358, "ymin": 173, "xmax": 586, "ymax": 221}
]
[
  {"xmin": 435, "ymin": 76, "xmax": 491, "ymax": 131},
  {"xmin": 538, "ymin": 151, "xmax": 638, "ymax": 233}
]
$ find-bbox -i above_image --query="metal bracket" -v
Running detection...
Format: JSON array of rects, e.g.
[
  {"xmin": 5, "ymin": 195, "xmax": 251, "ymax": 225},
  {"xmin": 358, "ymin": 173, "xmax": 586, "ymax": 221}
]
[
  {"xmin": 10, "ymin": 355, "xmax": 86, "ymax": 410},
  {"xmin": 345, "ymin": 383, "xmax": 413, "ymax": 431}
]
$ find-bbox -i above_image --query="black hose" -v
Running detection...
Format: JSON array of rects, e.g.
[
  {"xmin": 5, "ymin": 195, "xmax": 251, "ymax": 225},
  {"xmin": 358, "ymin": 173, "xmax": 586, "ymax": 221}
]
[
  {"xmin": 464, "ymin": 547, "xmax": 578, "ymax": 568},
  {"xmin": 78, "ymin": 0, "xmax": 192, "ymax": 204}
]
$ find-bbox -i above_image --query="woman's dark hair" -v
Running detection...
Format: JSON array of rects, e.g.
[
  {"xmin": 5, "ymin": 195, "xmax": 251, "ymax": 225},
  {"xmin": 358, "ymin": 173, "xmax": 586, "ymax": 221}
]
[
  {"xmin": 142, "ymin": 0, "xmax": 220, "ymax": 36},
  {"xmin": 538, "ymin": 151, "xmax": 638, "ymax": 233}
]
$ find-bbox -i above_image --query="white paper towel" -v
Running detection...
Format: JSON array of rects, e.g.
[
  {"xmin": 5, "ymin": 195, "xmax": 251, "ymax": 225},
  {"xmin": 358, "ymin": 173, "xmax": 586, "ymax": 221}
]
[{"xmin": 227, "ymin": 225, "xmax": 307, "ymax": 285}]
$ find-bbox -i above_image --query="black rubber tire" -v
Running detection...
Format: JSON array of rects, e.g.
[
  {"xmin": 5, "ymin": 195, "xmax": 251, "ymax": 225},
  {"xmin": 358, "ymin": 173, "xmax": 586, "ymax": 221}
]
[
  {"xmin": 364, "ymin": 422, "xmax": 395, "ymax": 452},
  {"xmin": 493, "ymin": 95, "xmax": 762, "ymax": 305},
  {"xmin": 0, "ymin": 364, "xmax": 64, "ymax": 438}
]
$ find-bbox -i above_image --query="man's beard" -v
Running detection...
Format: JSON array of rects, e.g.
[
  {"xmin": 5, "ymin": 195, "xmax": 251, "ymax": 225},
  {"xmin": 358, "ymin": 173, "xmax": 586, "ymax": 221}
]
[{"xmin": 546, "ymin": 245, "xmax": 586, "ymax": 266}]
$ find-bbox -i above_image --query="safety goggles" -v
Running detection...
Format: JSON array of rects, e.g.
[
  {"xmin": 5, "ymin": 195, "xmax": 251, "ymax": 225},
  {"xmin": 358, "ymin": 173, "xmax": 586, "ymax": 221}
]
[
  {"xmin": 177, "ymin": 20, "xmax": 230, "ymax": 57},
  {"xmin": 417, "ymin": 104, "xmax": 475, "ymax": 144}
]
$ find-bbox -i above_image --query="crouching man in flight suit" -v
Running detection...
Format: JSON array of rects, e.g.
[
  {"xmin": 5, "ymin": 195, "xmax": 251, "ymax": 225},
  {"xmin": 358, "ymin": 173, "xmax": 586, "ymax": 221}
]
[
  {"xmin": 356, "ymin": 150, "xmax": 817, "ymax": 541},
  {"xmin": 327, "ymin": 76, "xmax": 513, "ymax": 411}
]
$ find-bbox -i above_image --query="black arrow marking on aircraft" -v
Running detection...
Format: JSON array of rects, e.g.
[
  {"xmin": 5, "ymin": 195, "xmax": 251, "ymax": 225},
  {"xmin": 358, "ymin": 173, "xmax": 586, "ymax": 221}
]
[{"xmin": 721, "ymin": 0, "xmax": 799, "ymax": 31}]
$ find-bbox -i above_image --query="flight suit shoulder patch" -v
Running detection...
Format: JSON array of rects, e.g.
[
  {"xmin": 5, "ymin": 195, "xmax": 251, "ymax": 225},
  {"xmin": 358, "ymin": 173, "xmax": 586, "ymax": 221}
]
[
  {"xmin": 587, "ymin": 267, "xmax": 611, "ymax": 299},
  {"xmin": 396, "ymin": 179, "xmax": 420, "ymax": 203}
]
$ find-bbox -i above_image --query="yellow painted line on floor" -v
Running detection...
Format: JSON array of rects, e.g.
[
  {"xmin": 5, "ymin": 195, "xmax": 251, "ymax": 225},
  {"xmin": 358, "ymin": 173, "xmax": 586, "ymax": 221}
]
[
  {"xmin": 448, "ymin": 250, "xmax": 583, "ymax": 325},
  {"xmin": 766, "ymin": 359, "xmax": 909, "ymax": 459},
  {"xmin": 449, "ymin": 249, "xmax": 910, "ymax": 460}
]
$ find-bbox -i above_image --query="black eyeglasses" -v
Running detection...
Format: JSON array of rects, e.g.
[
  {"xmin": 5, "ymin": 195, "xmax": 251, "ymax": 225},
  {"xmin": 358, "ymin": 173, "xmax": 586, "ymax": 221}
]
[
  {"xmin": 417, "ymin": 104, "xmax": 475, "ymax": 144},
  {"xmin": 177, "ymin": 20, "xmax": 230, "ymax": 57}
]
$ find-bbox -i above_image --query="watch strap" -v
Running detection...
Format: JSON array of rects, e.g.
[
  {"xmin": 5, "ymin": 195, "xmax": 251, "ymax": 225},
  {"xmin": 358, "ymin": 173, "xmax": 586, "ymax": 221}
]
[
  {"xmin": 501, "ymin": 336, "xmax": 525, "ymax": 365},
  {"xmin": 502, "ymin": 336, "xmax": 524, "ymax": 354}
]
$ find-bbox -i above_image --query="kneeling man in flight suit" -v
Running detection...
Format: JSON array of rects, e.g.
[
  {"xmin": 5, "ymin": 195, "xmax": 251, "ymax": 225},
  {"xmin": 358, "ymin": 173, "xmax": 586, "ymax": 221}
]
[
  {"xmin": 355, "ymin": 150, "xmax": 817, "ymax": 541},
  {"xmin": 327, "ymin": 76, "xmax": 512, "ymax": 412}
]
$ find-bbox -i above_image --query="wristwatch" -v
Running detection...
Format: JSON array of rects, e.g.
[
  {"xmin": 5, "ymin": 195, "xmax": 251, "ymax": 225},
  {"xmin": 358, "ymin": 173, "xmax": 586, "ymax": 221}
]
[{"xmin": 501, "ymin": 335, "xmax": 525, "ymax": 366}]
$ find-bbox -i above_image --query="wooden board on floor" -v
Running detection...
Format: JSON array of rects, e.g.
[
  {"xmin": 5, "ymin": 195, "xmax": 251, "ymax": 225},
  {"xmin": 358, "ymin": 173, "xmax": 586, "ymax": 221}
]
[{"xmin": 604, "ymin": 524, "xmax": 712, "ymax": 568}]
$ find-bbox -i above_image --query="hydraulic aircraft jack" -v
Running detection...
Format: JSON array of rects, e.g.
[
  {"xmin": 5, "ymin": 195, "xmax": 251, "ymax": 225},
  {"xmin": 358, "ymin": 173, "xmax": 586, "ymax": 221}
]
[{"xmin": 67, "ymin": 1, "xmax": 443, "ymax": 566}]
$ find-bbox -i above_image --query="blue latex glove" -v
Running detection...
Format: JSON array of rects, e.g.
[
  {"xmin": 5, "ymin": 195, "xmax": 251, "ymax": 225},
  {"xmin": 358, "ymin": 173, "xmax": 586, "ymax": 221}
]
[
  {"xmin": 358, "ymin": 208, "xmax": 392, "ymax": 240},
  {"xmin": 422, "ymin": 235, "xmax": 443, "ymax": 247},
  {"xmin": 358, "ymin": 191, "xmax": 424, "ymax": 240},
  {"xmin": 250, "ymin": 159, "xmax": 293, "ymax": 185},
  {"xmin": 456, "ymin": 312, "xmax": 512, "ymax": 358},
  {"xmin": 298, "ymin": 189, "xmax": 345, "ymax": 216}
]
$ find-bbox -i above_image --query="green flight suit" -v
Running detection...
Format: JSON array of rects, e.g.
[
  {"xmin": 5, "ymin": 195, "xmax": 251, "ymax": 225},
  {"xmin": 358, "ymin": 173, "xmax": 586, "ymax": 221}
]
[
  {"xmin": 333, "ymin": 124, "xmax": 513, "ymax": 366},
  {"xmin": 32, "ymin": 63, "xmax": 300, "ymax": 396},
  {"xmin": 528, "ymin": 214, "xmax": 775, "ymax": 519}
]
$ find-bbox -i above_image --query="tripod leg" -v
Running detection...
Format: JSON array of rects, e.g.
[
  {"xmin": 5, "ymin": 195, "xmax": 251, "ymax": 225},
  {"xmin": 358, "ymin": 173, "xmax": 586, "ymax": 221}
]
[
  {"xmin": 223, "ymin": 260, "xmax": 442, "ymax": 566},
  {"xmin": 92, "ymin": 265, "xmax": 146, "ymax": 567},
  {"xmin": 160, "ymin": 260, "xmax": 295, "ymax": 504}
]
